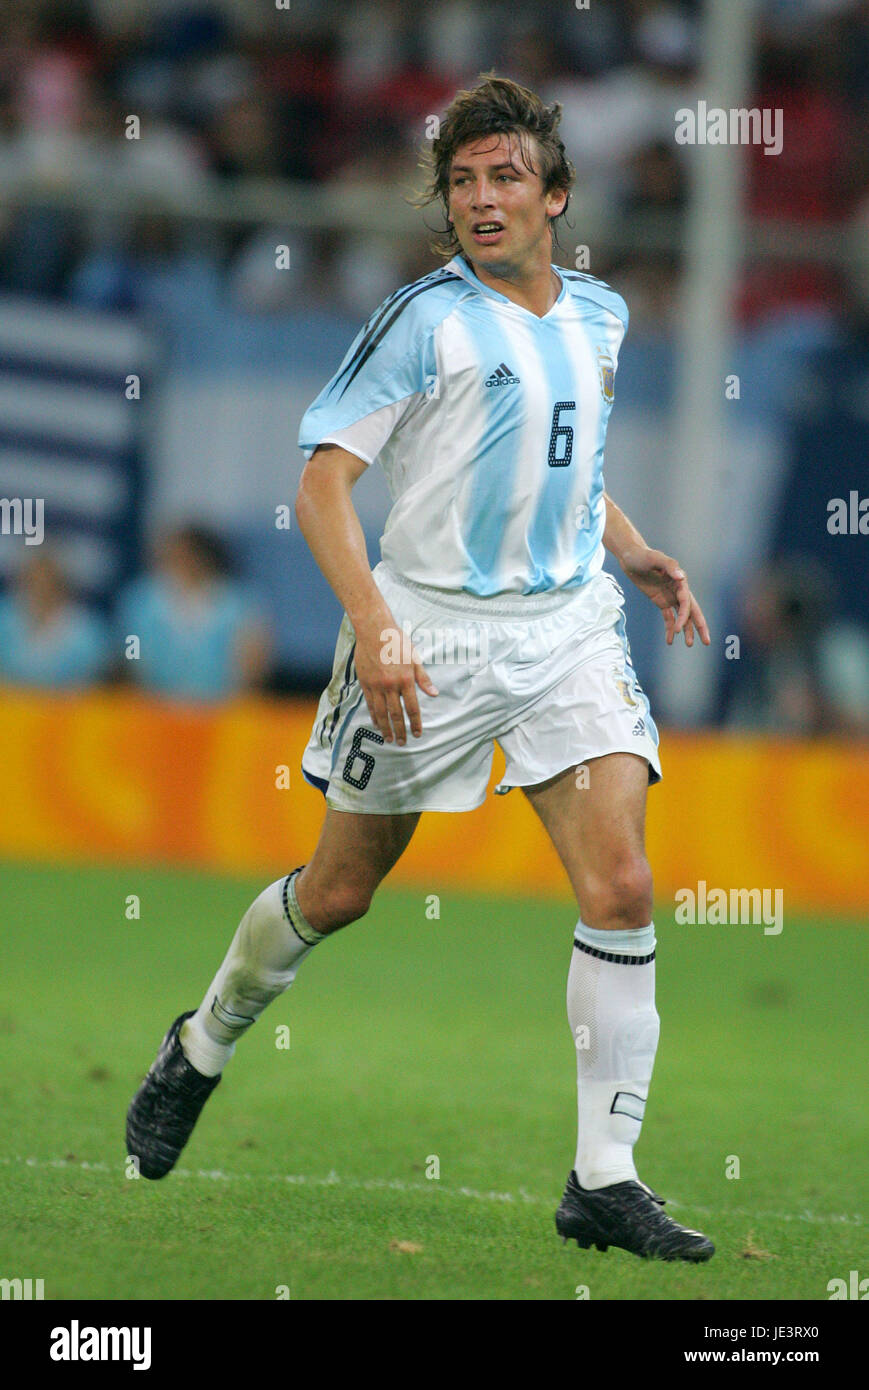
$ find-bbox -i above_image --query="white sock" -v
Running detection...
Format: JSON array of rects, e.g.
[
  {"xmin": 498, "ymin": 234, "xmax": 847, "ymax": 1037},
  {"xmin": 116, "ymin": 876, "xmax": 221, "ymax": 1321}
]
[
  {"xmin": 568, "ymin": 919, "xmax": 659, "ymax": 1190},
  {"xmin": 181, "ymin": 869, "xmax": 324, "ymax": 1077}
]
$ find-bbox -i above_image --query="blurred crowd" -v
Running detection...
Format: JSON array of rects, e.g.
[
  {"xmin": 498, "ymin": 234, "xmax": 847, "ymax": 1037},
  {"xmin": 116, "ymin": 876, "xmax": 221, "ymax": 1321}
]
[
  {"xmin": 0, "ymin": 0, "xmax": 866, "ymax": 324},
  {"xmin": 1, "ymin": 0, "xmax": 868, "ymax": 733},
  {"xmin": 3, "ymin": 528, "xmax": 868, "ymax": 735},
  {"xmin": 719, "ymin": 562, "xmax": 869, "ymax": 737},
  {"xmin": 0, "ymin": 529, "xmax": 271, "ymax": 702}
]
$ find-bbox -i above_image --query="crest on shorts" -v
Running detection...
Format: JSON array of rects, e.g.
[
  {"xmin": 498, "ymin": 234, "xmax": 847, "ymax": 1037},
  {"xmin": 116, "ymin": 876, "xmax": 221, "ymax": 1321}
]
[
  {"xmin": 597, "ymin": 348, "xmax": 615, "ymax": 403},
  {"xmin": 613, "ymin": 666, "xmax": 639, "ymax": 709}
]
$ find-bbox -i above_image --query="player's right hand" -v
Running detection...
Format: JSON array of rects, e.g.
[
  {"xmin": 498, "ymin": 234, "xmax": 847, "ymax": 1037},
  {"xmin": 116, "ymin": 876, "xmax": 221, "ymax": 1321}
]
[{"xmin": 354, "ymin": 618, "xmax": 439, "ymax": 746}]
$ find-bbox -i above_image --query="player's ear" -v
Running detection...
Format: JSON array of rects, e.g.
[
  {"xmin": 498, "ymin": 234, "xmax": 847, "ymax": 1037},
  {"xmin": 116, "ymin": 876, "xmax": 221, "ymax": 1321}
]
[{"xmin": 547, "ymin": 186, "xmax": 569, "ymax": 220}]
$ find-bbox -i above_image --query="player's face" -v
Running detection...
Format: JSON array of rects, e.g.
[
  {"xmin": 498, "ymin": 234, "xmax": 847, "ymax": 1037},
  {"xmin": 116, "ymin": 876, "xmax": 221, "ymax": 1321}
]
[{"xmin": 447, "ymin": 131, "xmax": 566, "ymax": 278}]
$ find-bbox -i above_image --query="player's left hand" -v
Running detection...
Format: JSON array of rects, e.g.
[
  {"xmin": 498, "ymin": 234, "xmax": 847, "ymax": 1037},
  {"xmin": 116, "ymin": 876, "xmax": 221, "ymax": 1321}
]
[{"xmin": 619, "ymin": 547, "xmax": 711, "ymax": 647}]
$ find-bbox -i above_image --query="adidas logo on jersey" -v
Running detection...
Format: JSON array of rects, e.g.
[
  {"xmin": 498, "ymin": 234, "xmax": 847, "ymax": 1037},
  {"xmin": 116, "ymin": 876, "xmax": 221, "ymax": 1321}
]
[{"xmin": 485, "ymin": 362, "xmax": 520, "ymax": 387}]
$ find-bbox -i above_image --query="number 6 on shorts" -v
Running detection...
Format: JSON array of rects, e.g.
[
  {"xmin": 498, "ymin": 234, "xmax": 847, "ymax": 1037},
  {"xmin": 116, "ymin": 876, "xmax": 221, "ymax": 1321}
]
[{"xmin": 341, "ymin": 727, "xmax": 384, "ymax": 790}]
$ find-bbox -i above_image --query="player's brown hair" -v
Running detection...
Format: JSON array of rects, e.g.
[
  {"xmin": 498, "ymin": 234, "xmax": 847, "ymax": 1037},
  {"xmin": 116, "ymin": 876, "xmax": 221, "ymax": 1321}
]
[{"xmin": 416, "ymin": 73, "xmax": 575, "ymax": 258}]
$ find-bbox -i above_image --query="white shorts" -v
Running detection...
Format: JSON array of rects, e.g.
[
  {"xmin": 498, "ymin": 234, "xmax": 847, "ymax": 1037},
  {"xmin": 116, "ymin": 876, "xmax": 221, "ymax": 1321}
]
[{"xmin": 301, "ymin": 562, "xmax": 661, "ymax": 814}]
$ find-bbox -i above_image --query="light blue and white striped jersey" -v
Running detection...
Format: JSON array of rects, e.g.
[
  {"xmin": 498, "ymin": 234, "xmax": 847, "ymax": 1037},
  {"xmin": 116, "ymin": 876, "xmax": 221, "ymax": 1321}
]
[{"xmin": 298, "ymin": 254, "xmax": 628, "ymax": 597}]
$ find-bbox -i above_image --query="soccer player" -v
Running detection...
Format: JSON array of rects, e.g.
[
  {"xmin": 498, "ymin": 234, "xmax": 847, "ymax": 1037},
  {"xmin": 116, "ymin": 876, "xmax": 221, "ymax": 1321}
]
[{"xmin": 127, "ymin": 76, "xmax": 714, "ymax": 1262}]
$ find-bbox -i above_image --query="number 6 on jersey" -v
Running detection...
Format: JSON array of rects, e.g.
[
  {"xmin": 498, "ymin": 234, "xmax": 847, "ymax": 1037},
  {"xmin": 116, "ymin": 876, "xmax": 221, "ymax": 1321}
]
[{"xmin": 548, "ymin": 400, "xmax": 575, "ymax": 467}]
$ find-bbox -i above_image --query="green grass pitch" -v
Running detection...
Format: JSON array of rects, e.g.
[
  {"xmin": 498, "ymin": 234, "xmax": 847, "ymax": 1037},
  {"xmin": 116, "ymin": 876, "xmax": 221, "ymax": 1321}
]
[{"xmin": 1, "ymin": 859, "xmax": 866, "ymax": 1301}]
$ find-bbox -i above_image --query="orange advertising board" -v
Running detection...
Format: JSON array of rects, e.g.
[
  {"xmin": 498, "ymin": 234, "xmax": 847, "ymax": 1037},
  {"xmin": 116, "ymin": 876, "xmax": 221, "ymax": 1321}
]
[{"xmin": 0, "ymin": 686, "xmax": 864, "ymax": 915}]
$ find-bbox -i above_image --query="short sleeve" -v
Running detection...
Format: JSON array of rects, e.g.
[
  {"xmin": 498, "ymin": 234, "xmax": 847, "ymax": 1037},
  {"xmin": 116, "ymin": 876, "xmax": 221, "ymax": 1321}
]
[
  {"xmin": 298, "ymin": 304, "xmax": 436, "ymax": 461},
  {"xmin": 298, "ymin": 269, "xmax": 467, "ymax": 461},
  {"xmin": 317, "ymin": 398, "xmax": 415, "ymax": 466}
]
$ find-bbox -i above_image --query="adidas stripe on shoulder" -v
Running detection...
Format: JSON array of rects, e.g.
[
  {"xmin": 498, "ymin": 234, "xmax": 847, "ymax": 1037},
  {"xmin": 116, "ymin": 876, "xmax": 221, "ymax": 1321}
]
[
  {"xmin": 562, "ymin": 270, "xmax": 614, "ymax": 288},
  {"xmin": 327, "ymin": 270, "xmax": 466, "ymax": 401},
  {"xmin": 299, "ymin": 268, "xmax": 469, "ymax": 456},
  {"xmin": 562, "ymin": 271, "xmax": 629, "ymax": 329}
]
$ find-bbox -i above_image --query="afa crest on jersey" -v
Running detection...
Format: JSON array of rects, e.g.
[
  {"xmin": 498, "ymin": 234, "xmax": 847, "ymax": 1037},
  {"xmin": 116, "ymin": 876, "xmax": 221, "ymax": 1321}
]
[{"xmin": 597, "ymin": 348, "xmax": 615, "ymax": 403}]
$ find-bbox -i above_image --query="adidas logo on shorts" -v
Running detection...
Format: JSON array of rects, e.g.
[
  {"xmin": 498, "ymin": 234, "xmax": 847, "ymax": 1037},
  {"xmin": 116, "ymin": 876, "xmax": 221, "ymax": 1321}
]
[
  {"xmin": 632, "ymin": 717, "xmax": 646, "ymax": 736},
  {"xmin": 485, "ymin": 362, "xmax": 520, "ymax": 387}
]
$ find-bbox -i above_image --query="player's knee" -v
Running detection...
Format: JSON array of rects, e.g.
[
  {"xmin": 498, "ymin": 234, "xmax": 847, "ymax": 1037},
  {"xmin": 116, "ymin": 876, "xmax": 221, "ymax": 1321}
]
[
  {"xmin": 315, "ymin": 877, "xmax": 375, "ymax": 930},
  {"xmin": 583, "ymin": 853, "xmax": 653, "ymax": 930},
  {"xmin": 609, "ymin": 853, "xmax": 653, "ymax": 927}
]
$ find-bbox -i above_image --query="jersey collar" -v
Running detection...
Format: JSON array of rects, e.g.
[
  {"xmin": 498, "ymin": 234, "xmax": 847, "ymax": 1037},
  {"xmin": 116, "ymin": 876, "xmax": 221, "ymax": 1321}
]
[{"xmin": 448, "ymin": 254, "xmax": 566, "ymax": 319}]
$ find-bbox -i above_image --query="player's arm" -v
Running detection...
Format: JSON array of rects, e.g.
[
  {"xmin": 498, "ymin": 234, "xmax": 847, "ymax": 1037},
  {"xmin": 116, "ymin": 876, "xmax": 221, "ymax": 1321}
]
[
  {"xmin": 295, "ymin": 443, "xmax": 438, "ymax": 744},
  {"xmin": 602, "ymin": 491, "xmax": 710, "ymax": 648}
]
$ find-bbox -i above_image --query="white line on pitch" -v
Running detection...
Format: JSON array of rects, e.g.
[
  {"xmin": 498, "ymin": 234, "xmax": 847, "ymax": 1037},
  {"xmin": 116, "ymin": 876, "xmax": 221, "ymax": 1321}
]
[{"xmin": 0, "ymin": 1154, "xmax": 863, "ymax": 1228}]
